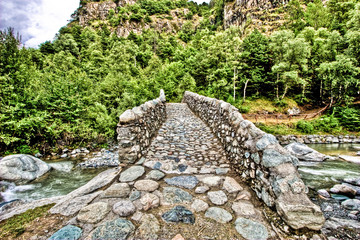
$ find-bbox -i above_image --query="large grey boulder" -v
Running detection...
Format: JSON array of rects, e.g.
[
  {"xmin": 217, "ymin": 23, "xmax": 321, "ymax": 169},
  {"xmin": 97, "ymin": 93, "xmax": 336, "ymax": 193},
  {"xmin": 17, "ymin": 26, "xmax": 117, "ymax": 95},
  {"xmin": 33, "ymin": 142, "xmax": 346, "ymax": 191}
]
[
  {"xmin": 285, "ymin": 142, "xmax": 326, "ymax": 161},
  {"xmin": 0, "ymin": 154, "xmax": 52, "ymax": 183}
]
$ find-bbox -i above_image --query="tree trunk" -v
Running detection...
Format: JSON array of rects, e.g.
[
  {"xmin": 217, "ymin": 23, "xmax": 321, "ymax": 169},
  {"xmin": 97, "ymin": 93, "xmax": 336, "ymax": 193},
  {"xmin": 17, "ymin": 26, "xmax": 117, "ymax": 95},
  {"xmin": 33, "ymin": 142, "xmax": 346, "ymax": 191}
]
[
  {"xmin": 243, "ymin": 79, "xmax": 249, "ymax": 102},
  {"xmin": 276, "ymin": 73, "xmax": 279, "ymax": 101},
  {"xmin": 233, "ymin": 67, "xmax": 236, "ymax": 101},
  {"xmin": 281, "ymin": 84, "xmax": 289, "ymax": 99}
]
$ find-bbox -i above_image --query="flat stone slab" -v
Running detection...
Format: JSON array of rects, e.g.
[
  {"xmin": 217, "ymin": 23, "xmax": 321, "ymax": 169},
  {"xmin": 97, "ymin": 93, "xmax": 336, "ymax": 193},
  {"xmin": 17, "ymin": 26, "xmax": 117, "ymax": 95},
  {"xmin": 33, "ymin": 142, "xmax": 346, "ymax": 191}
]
[
  {"xmin": 48, "ymin": 225, "xmax": 82, "ymax": 240},
  {"xmin": 232, "ymin": 201, "xmax": 256, "ymax": 216},
  {"xmin": 119, "ymin": 166, "xmax": 145, "ymax": 182},
  {"xmin": 50, "ymin": 192, "xmax": 101, "ymax": 216},
  {"xmin": 207, "ymin": 190, "xmax": 228, "ymax": 205},
  {"xmin": 235, "ymin": 217, "xmax": 268, "ymax": 240},
  {"xmin": 162, "ymin": 206, "xmax": 195, "ymax": 224},
  {"xmin": 146, "ymin": 170, "xmax": 165, "ymax": 180},
  {"xmin": 140, "ymin": 193, "xmax": 160, "ymax": 211},
  {"xmin": 113, "ymin": 200, "xmax": 136, "ymax": 216},
  {"xmin": 223, "ymin": 177, "xmax": 243, "ymax": 194},
  {"xmin": 134, "ymin": 180, "xmax": 159, "ymax": 192},
  {"xmin": 201, "ymin": 176, "xmax": 222, "ymax": 187},
  {"xmin": 91, "ymin": 218, "xmax": 135, "ymax": 240},
  {"xmin": 136, "ymin": 214, "xmax": 160, "ymax": 239},
  {"xmin": 191, "ymin": 199, "xmax": 209, "ymax": 212},
  {"xmin": 77, "ymin": 202, "xmax": 110, "ymax": 224},
  {"xmin": 101, "ymin": 183, "xmax": 130, "ymax": 198},
  {"xmin": 162, "ymin": 187, "xmax": 193, "ymax": 205},
  {"xmin": 165, "ymin": 176, "xmax": 199, "ymax": 189},
  {"xmin": 205, "ymin": 207, "xmax": 232, "ymax": 223}
]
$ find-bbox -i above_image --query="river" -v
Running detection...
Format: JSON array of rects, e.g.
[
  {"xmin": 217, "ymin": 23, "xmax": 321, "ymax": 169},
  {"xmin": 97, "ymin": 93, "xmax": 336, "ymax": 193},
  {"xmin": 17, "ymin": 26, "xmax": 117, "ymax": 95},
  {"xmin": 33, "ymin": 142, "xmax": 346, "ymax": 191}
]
[
  {"xmin": 0, "ymin": 159, "xmax": 103, "ymax": 203},
  {"xmin": 298, "ymin": 143, "xmax": 360, "ymax": 190}
]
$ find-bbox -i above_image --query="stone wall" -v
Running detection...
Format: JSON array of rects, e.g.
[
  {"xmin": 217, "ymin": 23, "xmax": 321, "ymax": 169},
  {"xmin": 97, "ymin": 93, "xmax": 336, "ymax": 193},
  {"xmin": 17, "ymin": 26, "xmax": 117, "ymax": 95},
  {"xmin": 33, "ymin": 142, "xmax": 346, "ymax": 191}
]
[
  {"xmin": 117, "ymin": 90, "xmax": 166, "ymax": 164},
  {"xmin": 182, "ymin": 91, "xmax": 325, "ymax": 230},
  {"xmin": 277, "ymin": 134, "xmax": 360, "ymax": 145}
]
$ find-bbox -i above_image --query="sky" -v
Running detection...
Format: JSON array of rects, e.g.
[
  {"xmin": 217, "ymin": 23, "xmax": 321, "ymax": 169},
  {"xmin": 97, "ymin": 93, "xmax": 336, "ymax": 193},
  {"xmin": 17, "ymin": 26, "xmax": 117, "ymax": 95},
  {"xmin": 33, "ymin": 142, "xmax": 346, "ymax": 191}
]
[
  {"xmin": 0, "ymin": 0, "xmax": 210, "ymax": 48},
  {"xmin": 0, "ymin": 0, "xmax": 80, "ymax": 48}
]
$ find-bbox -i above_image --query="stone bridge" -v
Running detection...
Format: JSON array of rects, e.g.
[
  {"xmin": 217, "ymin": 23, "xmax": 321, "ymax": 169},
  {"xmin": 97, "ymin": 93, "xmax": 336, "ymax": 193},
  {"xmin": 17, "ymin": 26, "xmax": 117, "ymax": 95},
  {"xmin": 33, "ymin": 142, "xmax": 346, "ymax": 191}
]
[{"xmin": 42, "ymin": 90, "xmax": 325, "ymax": 239}]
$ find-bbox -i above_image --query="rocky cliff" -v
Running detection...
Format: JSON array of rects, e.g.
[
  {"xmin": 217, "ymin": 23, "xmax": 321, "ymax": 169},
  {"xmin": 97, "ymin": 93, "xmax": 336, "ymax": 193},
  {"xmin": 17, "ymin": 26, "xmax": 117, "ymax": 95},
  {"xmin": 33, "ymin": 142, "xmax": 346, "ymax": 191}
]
[
  {"xmin": 77, "ymin": 0, "xmax": 201, "ymax": 38},
  {"xmin": 224, "ymin": 0, "xmax": 288, "ymax": 35}
]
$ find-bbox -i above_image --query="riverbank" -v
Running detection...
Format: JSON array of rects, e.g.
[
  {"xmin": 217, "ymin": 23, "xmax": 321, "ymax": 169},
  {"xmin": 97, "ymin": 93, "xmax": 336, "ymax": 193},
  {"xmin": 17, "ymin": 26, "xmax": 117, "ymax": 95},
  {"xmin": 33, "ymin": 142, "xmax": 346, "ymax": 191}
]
[{"xmin": 277, "ymin": 134, "xmax": 360, "ymax": 145}]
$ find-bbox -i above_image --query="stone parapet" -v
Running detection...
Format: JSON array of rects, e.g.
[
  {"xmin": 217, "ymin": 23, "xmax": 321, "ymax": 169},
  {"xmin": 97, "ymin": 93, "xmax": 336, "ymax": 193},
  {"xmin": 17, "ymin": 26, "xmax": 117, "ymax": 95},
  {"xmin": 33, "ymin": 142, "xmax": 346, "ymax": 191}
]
[
  {"xmin": 182, "ymin": 91, "xmax": 325, "ymax": 230},
  {"xmin": 117, "ymin": 90, "xmax": 166, "ymax": 164}
]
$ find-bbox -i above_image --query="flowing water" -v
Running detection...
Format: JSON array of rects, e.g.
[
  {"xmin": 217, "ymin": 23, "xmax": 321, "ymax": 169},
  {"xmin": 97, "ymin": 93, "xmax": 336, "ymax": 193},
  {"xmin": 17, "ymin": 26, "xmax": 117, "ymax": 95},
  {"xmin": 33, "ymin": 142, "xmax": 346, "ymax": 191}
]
[
  {"xmin": 0, "ymin": 159, "xmax": 103, "ymax": 203},
  {"xmin": 298, "ymin": 143, "xmax": 360, "ymax": 190}
]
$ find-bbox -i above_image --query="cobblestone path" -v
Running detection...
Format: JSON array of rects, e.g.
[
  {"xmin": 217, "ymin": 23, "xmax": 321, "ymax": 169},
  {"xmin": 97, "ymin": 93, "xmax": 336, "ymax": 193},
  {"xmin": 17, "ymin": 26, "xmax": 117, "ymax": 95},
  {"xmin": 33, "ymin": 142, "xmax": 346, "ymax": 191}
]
[
  {"xmin": 144, "ymin": 103, "xmax": 229, "ymax": 175},
  {"xmin": 45, "ymin": 103, "xmax": 275, "ymax": 240}
]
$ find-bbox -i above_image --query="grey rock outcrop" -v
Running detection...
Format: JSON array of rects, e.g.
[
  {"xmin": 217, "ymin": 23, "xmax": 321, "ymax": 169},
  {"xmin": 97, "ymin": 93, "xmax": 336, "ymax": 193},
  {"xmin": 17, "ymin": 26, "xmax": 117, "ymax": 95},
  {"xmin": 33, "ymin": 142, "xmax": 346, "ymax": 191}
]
[
  {"xmin": 0, "ymin": 154, "xmax": 51, "ymax": 183},
  {"xmin": 285, "ymin": 142, "xmax": 326, "ymax": 162}
]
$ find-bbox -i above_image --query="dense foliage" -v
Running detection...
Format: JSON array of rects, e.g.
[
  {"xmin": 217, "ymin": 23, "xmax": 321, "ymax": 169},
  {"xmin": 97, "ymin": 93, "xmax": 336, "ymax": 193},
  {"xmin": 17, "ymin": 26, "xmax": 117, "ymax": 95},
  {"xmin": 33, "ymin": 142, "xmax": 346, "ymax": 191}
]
[{"xmin": 1, "ymin": 0, "xmax": 360, "ymax": 153}]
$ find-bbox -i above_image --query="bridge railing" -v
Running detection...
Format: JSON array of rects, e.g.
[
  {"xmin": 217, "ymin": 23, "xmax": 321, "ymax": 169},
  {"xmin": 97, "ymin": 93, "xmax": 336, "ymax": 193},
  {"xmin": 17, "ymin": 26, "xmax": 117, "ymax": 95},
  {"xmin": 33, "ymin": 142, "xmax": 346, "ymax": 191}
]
[
  {"xmin": 182, "ymin": 91, "xmax": 325, "ymax": 231},
  {"xmin": 117, "ymin": 90, "xmax": 166, "ymax": 164}
]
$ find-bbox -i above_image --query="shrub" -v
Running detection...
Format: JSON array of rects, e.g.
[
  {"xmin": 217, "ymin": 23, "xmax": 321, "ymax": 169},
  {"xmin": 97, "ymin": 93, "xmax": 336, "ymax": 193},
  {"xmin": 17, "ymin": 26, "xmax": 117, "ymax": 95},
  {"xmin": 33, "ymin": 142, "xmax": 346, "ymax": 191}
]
[
  {"xmin": 296, "ymin": 120, "xmax": 314, "ymax": 134},
  {"xmin": 335, "ymin": 107, "xmax": 360, "ymax": 131}
]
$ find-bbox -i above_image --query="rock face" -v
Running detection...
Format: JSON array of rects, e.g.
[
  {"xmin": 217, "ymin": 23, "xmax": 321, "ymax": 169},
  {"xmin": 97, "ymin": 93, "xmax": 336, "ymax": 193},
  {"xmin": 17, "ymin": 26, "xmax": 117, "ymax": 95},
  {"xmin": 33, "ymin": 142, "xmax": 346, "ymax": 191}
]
[
  {"xmin": 285, "ymin": 142, "xmax": 326, "ymax": 162},
  {"xmin": 0, "ymin": 154, "xmax": 51, "ymax": 183},
  {"xmin": 78, "ymin": 1, "xmax": 200, "ymax": 38},
  {"xmin": 183, "ymin": 91, "xmax": 325, "ymax": 230},
  {"xmin": 224, "ymin": 0, "xmax": 288, "ymax": 32}
]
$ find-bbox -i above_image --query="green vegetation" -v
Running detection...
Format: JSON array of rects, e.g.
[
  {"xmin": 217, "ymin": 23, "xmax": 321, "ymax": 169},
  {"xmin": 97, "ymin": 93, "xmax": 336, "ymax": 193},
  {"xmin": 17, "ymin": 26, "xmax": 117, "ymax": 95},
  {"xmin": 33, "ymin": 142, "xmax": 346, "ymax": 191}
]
[
  {"xmin": 1, "ymin": 0, "xmax": 360, "ymax": 154},
  {"xmin": 0, "ymin": 204, "xmax": 54, "ymax": 239}
]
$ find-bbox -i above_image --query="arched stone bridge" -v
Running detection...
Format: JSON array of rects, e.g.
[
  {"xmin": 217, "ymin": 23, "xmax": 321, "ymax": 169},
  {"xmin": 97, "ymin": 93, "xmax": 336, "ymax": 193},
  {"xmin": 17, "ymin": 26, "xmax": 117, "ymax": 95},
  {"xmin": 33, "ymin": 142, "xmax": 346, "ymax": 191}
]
[{"xmin": 46, "ymin": 90, "xmax": 325, "ymax": 239}]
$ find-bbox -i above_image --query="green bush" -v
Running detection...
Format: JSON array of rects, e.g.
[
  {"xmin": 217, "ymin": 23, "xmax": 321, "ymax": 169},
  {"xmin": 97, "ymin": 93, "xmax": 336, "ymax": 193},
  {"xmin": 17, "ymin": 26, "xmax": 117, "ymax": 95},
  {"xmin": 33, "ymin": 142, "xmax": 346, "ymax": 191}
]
[
  {"xmin": 335, "ymin": 107, "xmax": 360, "ymax": 131},
  {"xmin": 296, "ymin": 120, "xmax": 315, "ymax": 134},
  {"xmin": 312, "ymin": 115, "xmax": 341, "ymax": 133}
]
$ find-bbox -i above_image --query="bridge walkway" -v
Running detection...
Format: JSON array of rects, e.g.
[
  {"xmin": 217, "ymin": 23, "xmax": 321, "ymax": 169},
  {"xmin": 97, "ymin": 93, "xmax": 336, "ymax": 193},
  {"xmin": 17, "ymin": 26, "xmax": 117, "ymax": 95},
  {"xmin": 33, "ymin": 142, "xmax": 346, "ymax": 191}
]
[{"xmin": 49, "ymin": 103, "xmax": 275, "ymax": 240}]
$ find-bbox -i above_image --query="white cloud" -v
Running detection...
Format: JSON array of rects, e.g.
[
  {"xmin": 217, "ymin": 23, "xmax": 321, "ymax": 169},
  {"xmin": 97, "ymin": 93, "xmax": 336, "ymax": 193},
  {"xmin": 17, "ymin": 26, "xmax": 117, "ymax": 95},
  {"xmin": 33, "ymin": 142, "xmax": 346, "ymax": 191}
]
[{"xmin": 0, "ymin": 0, "xmax": 79, "ymax": 48}]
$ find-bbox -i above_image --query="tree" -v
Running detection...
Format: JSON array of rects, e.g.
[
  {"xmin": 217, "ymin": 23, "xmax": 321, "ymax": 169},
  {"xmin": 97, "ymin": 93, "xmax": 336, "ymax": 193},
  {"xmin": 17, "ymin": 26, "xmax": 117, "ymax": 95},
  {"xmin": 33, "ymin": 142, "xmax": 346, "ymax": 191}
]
[
  {"xmin": 240, "ymin": 29, "xmax": 270, "ymax": 102},
  {"xmin": 317, "ymin": 55, "xmax": 359, "ymax": 106},
  {"xmin": 305, "ymin": 0, "xmax": 330, "ymax": 29}
]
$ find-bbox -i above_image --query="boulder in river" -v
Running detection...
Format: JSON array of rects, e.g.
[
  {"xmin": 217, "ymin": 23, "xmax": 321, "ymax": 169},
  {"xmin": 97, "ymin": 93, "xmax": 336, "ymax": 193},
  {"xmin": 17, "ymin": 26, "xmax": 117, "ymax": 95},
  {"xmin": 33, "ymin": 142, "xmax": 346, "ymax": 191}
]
[
  {"xmin": 330, "ymin": 184, "xmax": 357, "ymax": 197},
  {"xmin": 339, "ymin": 155, "xmax": 360, "ymax": 164},
  {"xmin": 0, "ymin": 154, "xmax": 51, "ymax": 183},
  {"xmin": 284, "ymin": 142, "xmax": 326, "ymax": 161}
]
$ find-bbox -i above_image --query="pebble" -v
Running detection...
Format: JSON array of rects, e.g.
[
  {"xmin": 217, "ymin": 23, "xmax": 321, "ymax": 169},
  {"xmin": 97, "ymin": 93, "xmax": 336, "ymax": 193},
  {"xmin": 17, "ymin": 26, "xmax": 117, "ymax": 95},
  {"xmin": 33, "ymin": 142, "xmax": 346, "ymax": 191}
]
[
  {"xmin": 207, "ymin": 190, "xmax": 228, "ymax": 205},
  {"xmin": 129, "ymin": 190, "xmax": 141, "ymax": 201},
  {"xmin": 146, "ymin": 170, "xmax": 165, "ymax": 180},
  {"xmin": 162, "ymin": 206, "xmax": 195, "ymax": 224},
  {"xmin": 205, "ymin": 207, "xmax": 233, "ymax": 223},
  {"xmin": 134, "ymin": 180, "xmax": 159, "ymax": 192},
  {"xmin": 140, "ymin": 193, "xmax": 160, "ymax": 211},
  {"xmin": 223, "ymin": 177, "xmax": 243, "ymax": 194},
  {"xmin": 113, "ymin": 200, "xmax": 136, "ymax": 216},
  {"xmin": 191, "ymin": 199, "xmax": 209, "ymax": 212},
  {"xmin": 195, "ymin": 185, "xmax": 210, "ymax": 194},
  {"xmin": 201, "ymin": 176, "xmax": 222, "ymax": 187},
  {"xmin": 317, "ymin": 189, "xmax": 330, "ymax": 198}
]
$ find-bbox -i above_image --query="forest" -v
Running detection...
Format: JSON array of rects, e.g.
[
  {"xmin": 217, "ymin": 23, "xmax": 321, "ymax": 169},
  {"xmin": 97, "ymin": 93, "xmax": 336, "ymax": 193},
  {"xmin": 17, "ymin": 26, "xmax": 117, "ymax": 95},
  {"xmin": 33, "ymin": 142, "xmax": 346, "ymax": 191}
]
[{"xmin": 1, "ymin": 0, "xmax": 360, "ymax": 154}]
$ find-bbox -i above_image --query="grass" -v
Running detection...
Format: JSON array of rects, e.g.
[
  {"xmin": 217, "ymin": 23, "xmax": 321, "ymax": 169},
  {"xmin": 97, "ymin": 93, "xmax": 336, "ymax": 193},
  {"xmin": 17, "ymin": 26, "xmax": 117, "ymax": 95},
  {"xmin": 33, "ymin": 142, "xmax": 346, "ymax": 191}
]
[
  {"xmin": 0, "ymin": 204, "xmax": 54, "ymax": 239},
  {"xmin": 236, "ymin": 97, "xmax": 298, "ymax": 114}
]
